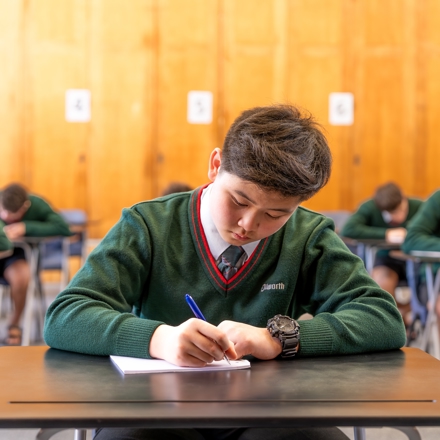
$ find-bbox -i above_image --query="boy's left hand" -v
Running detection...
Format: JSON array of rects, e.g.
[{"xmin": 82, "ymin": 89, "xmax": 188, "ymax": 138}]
[
  {"xmin": 3, "ymin": 222, "xmax": 26, "ymax": 239},
  {"xmin": 217, "ymin": 320, "xmax": 282, "ymax": 360}
]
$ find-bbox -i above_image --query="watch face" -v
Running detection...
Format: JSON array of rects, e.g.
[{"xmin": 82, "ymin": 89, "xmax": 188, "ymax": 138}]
[{"xmin": 277, "ymin": 316, "xmax": 296, "ymax": 332}]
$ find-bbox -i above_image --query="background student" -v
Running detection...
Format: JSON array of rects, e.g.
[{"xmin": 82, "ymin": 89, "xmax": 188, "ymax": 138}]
[
  {"xmin": 0, "ymin": 183, "xmax": 71, "ymax": 346},
  {"xmin": 402, "ymin": 189, "xmax": 440, "ymax": 317},
  {"xmin": 341, "ymin": 182, "xmax": 423, "ymax": 322},
  {"xmin": 44, "ymin": 105, "xmax": 405, "ymax": 440}
]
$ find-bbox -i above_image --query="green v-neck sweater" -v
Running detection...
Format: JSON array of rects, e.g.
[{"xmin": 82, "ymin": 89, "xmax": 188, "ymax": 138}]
[{"xmin": 44, "ymin": 187, "xmax": 406, "ymax": 359}]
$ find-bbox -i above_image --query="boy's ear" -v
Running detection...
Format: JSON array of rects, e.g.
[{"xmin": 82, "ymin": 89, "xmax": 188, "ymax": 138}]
[{"xmin": 208, "ymin": 148, "xmax": 222, "ymax": 182}]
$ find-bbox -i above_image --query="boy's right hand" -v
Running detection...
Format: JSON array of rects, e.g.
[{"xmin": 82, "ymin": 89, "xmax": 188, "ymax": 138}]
[
  {"xmin": 3, "ymin": 222, "xmax": 26, "ymax": 240},
  {"xmin": 149, "ymin": 319, "xmax": 237, "ymax": 367}
]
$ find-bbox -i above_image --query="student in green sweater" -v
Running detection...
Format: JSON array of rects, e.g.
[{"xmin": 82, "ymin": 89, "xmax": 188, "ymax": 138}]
[
  {"xmin": 402, "ymin": 190, "xmax": 440, "ymax": 318},
  {"xmin": 44, "ymin": 105, "xmax": 406, "ymax": 440},
  {"xmin": 0, "ymin": 183, "xmax": 71, "ymax": 345},
  {"xmin": 403, "ymin": 190, "xmax": 440, "ymax": 253},
  {"xmin": 341, "ymin": 182, "xmax": 423, "ymax": 321}
]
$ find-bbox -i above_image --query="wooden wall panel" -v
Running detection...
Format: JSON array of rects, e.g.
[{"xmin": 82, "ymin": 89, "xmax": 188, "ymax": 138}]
[
  {"xmin": 155, "ymin": 0, "xmax": 219, "ymax": 194},
  {"xmin": 222, "ymin": 0, "xmax": 288, "ymax": 128},
  {"xmin": 87, "ymin": 0, "xmax": 155, "ymax": 237},
  {"xmin": 350, "ymin": 0, "xmax": 417, "ymax": 207},
  {"xmin": 3, "ymin": 0, "xmax": 440, "ymax": 238},
  {"xmin": 24, "ymin": 0, "xmax": 89, "ymax": 211},
  {"xmin": 418, "ymin": 0, "xmax": 440, "ymax": 198},
  {"xmin": 288, "ymin": 0, "xmax": 345, "ymax": 211},
  {"xmin": 0, "ymin": 1, "xmax": 25, "ymax": 184},
  {"xmin": 424, "ymin": 56, "xmax": 440, "ymax": 197}
]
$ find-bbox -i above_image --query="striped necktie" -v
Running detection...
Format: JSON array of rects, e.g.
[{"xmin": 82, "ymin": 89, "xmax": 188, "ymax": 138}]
[{"xmin": 217, "ymin": 245, "xmax": 246, "ymax": 280}]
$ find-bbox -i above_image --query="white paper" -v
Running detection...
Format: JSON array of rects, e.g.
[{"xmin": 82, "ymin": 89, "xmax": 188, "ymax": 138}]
[{"xmin": 110, "ymin": 355, "xmax": 250, "ymax": 374}]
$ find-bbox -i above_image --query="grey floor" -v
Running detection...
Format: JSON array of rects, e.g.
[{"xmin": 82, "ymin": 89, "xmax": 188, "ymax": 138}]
[
  {"xmin": 1, "ymin": 283, "xmax": 440, "ymax": 440},
  {"xmin": 1, "ymin": 427, "xmax": 440, "ymax": 440}
]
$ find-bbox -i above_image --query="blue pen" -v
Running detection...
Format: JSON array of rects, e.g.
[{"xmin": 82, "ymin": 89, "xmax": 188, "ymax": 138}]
[{"xmin": 185, "ymin": 294, "xmax": 231, "ymax": 364}]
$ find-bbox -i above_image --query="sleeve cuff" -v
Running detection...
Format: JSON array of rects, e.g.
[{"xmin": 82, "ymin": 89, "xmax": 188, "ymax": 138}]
[
  {"xmin": 115, "ymin": 317, "xmax": 165, "ymax": 358},
  {"xmin": 297, "ymin": 317, "xmax": 335, "ymax": 356}
]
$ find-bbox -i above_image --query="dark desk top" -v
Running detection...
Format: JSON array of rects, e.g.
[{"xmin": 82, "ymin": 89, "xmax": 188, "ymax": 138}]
[
  {"xmin": 1, "ymin": 346, "xmax": 440, "ymax": 429},
  {"xmin": 391, "ymin": 250, "xmax": 440, "ymax": 263},
  {"xmin": 12, "ymin": 236, "xmax": 68, "ymax": 246},
  {"xmin": 341, "ymin": 237, "xmax": 401, "ymax": 249}
]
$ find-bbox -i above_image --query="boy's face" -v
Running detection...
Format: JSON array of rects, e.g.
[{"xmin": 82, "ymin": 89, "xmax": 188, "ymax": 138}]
[
  {"xmin": 385, "ymin": 198, "xmax": 409, "ymax": 226},
  {"xmin": 0, "ymin": 201, "xmax": 29, "ymax": 224},
  {"xmin": 208, "ymin": 149, "xmax": 302, "ymax": 246}
]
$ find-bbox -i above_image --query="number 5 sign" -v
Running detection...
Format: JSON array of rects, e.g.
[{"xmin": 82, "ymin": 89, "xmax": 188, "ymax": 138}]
[{"xmin": 187, "ymin": 91, "xmax": 213, "ymax": 124}]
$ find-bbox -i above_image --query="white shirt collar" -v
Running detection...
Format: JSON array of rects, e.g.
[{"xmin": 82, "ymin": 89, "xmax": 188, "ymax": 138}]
[{"xmin": 200, "ymin": 184, "xmax": 260, "ymax": 261}]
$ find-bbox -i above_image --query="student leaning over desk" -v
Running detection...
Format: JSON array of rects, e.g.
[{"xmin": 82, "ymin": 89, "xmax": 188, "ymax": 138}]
[
  {"xmin": 0, "ymin": 183, "xmax": 71, "ymax": 346},
  {"xmin": 340, "ymin": 182, "xmax": 423, "ymax": 325},
  {"xmin": 402, "ymin": 189, "xmax": 440, "ymax": 319},
  {"xmin": 403, "ymin": 189, "xmax": 440, "ymax": 253},
  {"xmin": 44, "ymin": 105, "xmax": 406, "ymax": 440}
]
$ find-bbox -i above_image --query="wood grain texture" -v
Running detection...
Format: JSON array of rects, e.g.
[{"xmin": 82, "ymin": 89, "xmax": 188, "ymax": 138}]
[
  {"xmin": 1, "ymin": 0, "xmax": 440, "ymax": 239},
  {"xmin": 0, "ymin": 1, "xmax": 25, "ymax": 184}
]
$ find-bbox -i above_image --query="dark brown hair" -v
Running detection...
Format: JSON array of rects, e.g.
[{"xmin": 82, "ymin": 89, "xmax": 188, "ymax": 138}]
[
  {"xmin": 0, "ymin": 183, "xmax": 29, "ymax": 213},
  {"xmin": 161, "ymin": 182, "xmax": 192, "ymax": 196},
  {"xmin": 221, "ymin": 105, "xmax": 332, "ymax": 200},
  {"xmin": 374, "ymin": 182, "xmax": 403, "ymax": 212}
]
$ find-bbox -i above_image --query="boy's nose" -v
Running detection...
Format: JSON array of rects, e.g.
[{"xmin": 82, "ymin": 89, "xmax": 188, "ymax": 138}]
[{"xmin": 238, "ymin": 212, "xmax": 259, "ymax": 232}]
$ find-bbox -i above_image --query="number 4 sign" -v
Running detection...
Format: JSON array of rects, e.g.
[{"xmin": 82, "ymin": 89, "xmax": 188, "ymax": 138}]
[{"xmin": 65, "ymin": 89, "xmax": 91, "ymax": 123}]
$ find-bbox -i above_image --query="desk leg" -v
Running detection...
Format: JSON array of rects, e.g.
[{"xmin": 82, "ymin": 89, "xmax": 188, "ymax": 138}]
[
  {"xmin": 421, "ymin": 263, "xmax": 440, "ymax": 359},
  {"xmin": 365, "ymin": 246, "xmax": 377, "ymax": 274},
  {"xmin": 74, "ymin": 429, "xmax": 87, "ymax": 440},
  {"xmin": 353, "ymin": 427, "xmax": 366, "ymax": 440},
  {"xmin": 21, "ymin": 245, "xmax": 38, "ymax": 346},
  {"xmin": 61, "ymin": 237, "xmax": 70, "ymax": 289}
]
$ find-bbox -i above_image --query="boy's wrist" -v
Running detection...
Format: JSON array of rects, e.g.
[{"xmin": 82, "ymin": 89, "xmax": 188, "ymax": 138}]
[{"xmin": 149, "ymin": 324, "xmax": 171, "ymax": 359}]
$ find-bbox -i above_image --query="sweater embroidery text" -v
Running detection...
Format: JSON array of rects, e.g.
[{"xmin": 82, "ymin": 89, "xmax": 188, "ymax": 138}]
[{"xmin": 261, "ymin": 283, "xmax": 285, "ymax": 292}]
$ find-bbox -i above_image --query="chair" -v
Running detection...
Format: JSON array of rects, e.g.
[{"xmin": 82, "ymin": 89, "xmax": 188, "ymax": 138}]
[
  {"xmin": 318, "ymin": 210, "xmax": 352, "ymax": 235},
  {"xmin": 38, "ymin": 209, "xmax": 88, "ymax": 290}
]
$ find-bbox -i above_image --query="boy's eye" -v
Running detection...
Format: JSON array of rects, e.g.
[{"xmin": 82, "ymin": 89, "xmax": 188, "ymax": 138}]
[
  {"xmin": 266, "ymin": 213, "xmax": 282, "ymax": 219},
  {"xmin": 232, "ymin": 196, "xmax": 247, "ymax": 207}
]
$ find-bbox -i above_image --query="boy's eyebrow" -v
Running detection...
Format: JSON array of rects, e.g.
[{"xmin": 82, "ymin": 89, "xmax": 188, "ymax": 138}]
[{"xmin": 234, "ymin": 190, "xmax": 295, "ymax": 213}]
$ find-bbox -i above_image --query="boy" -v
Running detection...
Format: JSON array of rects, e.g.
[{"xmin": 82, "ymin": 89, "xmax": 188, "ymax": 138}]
[
  {"xmin": 403, "ymin": 189, "xmax": 440, "ymax": 253},
  {"xmin": 0, "ymin": 183, "xmax": 71, "ymax": 345},
  {"xmin": 402, "ymin": 189, "xmax": 440, "ymax": 318},
  {"xmin": 44, "ymin": 105, "xmax": 406, "ymax": 440},
  {"xmin": 341, "ymin": 182, "xmax": 423, "ymax": 320}
]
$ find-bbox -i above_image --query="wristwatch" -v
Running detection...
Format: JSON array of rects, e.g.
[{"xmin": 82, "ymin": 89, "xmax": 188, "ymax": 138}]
[{"xmin": 267, "ymin": 314, "xmax": 300, "ymax": 358}]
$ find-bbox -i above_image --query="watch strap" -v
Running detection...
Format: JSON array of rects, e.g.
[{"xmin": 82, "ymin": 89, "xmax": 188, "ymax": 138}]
[{"xmin": 279, "ymin": 332, "xmax": 300, "ymax": 358}]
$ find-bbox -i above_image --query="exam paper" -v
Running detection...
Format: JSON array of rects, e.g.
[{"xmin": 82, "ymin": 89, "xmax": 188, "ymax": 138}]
[{"xmin": 110, "ymin": 355, "xmax": 251, "ymax": 374}]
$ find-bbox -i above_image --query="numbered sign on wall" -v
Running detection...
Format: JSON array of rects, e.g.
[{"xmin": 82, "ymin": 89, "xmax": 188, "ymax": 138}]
[
  {"xmin": 329, "ymin": 93, "xmax": 354, "ymax": 126},
  {"xmin": 187, "ymin": 91, "xmax": 213, "ymax": 124},
  {"xmin": 65, "ymin": 89, "xmax": 91, "ymax": 123}
]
